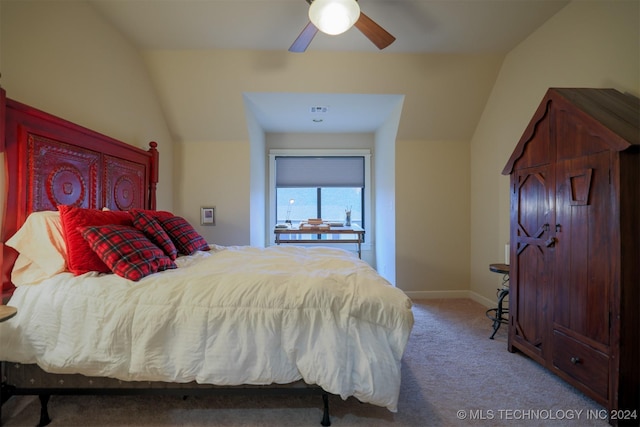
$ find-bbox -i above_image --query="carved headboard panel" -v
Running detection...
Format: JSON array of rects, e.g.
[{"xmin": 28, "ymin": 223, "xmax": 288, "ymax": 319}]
[
  {"xmin": 1, "ymin": 88, "xmax": 159, "ymax": 299},
  {"xmin": 27, "ymin": 133, "xmax": 102, "ymax": 210}
]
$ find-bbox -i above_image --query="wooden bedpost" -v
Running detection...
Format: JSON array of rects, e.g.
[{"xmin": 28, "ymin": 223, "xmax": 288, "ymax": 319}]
[
  {"xmin": 1, "ymin": 86, "xmax": 8, "ymax": 302},
  {"xmin": 148, "ymin": 141, "xmax": 159, "ymax": 210},
  {"xmin": 0, "ymin": 86, "xmax": 6, "ymax": 152}
]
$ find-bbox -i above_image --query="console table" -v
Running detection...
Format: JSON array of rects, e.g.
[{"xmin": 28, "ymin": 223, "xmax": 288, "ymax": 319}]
[{"xmin": 274, "ymin": 225, "xmax": 365, "ymax": 259}]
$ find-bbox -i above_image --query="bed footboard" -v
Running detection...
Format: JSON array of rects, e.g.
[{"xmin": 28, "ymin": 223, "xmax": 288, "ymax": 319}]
[{"xmin": 1, "ymin": 363, "xmax": 332, "ymax": 426}]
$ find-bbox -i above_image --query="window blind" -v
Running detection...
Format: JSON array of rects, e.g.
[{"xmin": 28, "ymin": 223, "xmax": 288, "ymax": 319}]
[{"xmin": 275, "ymin": 156, "xmax": 364, "ymax": 188}]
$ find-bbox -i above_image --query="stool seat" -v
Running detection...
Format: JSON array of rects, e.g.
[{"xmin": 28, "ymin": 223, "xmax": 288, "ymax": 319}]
[{"xmin": 489, "ymin": 263, "xmax": 509, "ymax": 275}]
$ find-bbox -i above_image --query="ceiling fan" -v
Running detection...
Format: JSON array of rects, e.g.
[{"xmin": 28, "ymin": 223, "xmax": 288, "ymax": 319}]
[{"xmin": 289, "ymin": 0, "xmax": 396, "ymax": 53}]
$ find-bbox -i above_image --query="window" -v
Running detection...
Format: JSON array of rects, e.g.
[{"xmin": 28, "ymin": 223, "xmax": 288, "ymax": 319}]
[
  {"xmin": 269, "ymin": 150, "xmax": 371, "ymax": 244},
  {"xmin": 275, "ymin": 156, "xmax": 364, "ymax": 226}
]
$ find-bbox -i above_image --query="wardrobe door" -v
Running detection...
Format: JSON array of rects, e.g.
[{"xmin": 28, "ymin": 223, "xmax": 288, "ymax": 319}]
[
  {"xmin": 553, "ymin": 150, "xmax": 612, "ymax": 345},
  {"xmin": 552, "ymin": 99, "xmax": 616, "ymax": 350},
  {"xmin": 552, "ymin": 151, "xmax": 613, "ymax": 402},
  {"xmin": 509, "ymin": 164, "xmax": 554, "ymax": 362}
]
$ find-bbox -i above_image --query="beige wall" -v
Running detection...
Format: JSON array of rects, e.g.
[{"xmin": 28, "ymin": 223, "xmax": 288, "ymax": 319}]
[
  {"xmin": 142, "ymin": 50, "xmax": 502, "ymax": 143},
  {"xmin": 375, "ymin": 98, "xmax": 404, "ymax": 285},
  {"xmin": 397, "ymin": 139, "xmax": 470, "ymax": 295},
  {"xmin": 0, "ymin": 1, "xmax": 174, "ymax": 213},
  {"xmin": 174, "ymin": 140, "xmax": 251, "ymax": 246},
  {"xmin": 469, "ymin": 0, "xmax": 640, "ymax": 305}
]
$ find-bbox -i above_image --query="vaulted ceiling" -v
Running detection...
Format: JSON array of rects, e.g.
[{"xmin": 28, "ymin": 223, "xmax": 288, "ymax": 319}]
[
  {"xmin": 88, "ymin": 0, "xmax": 569, "ymax": 135},
  {"xmin": 89, "ymin": 0, "xmax": 568, "ymax": 54}
]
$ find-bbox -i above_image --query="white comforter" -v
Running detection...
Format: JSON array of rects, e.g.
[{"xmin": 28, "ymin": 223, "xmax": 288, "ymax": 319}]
[{"xmin": 0, "ymin": 245, "xmax": 414, "ymax": 411}]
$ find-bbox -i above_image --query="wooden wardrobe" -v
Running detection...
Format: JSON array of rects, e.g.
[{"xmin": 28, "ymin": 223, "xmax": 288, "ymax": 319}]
[{"xmin": 503, "ymin": 88, "xmax": 639, "ymax": 423}]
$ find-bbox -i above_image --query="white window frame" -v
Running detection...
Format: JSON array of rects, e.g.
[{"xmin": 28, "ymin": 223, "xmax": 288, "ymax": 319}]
[{"xmin": 268, "ymin": 149, "xmax": 372, "ymax": 250}]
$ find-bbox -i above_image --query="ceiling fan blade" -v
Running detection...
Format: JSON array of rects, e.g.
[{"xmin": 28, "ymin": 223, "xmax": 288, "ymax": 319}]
[
  {"xmin": 354, "ymin": 11, "xmax": 396, "ymax": 50},
  {"xmin": 289, "ymin": 21, "xmax": 319, "ymax": 53}
]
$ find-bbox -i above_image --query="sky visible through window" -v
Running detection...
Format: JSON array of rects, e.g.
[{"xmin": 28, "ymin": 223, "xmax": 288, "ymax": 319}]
[{"xmin": 277, "ymin": 187, "xmax": 362, "ymax": 225}]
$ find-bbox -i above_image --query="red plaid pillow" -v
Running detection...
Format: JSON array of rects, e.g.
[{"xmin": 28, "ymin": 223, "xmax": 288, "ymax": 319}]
[
  {"xmin": 130, "ymin": 209, "xmax": 175, "ymax": 221},
  {"xmin": 159, "ymin": 216, "xmax": 210, "ymax": 255},
  {"xmin": 80, "ymin": 224, "xmax": 177, "ymax": 281},
  {"xmin": 131, "ymin": 210, "xmax": 178, "ymax": 260}
]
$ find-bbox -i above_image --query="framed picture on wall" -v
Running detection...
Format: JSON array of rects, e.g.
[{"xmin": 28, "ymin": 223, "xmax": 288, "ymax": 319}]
[{"xmin": 201, "ymin": 207, "xmax": 216, "ymax": 225}]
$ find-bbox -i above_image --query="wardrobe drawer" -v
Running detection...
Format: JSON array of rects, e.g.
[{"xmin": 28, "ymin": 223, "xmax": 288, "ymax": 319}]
[{"xmin": 552, "ymin": 331, "xmax": 609, "ymax": 400}]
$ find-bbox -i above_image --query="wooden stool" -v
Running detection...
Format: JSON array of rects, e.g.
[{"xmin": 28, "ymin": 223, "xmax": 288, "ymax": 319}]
[{"xmin": 486, "ymin": 264, "xmax": 509, "ymax": 339}]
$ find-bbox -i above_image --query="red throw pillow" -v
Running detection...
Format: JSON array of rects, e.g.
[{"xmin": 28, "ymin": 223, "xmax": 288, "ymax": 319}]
[
  {"xmin": 80, "ymin": 224, "xmax": 177, "ymax": 281},
  {"xmin": 58, "ymin": 205, "xmax": 133, "ymax": 275},
  {"xmin": 159, "ymin": 216, "xmax": 210, "ymax": 255},
  {"xmin": 131, "ymin": 210, "xmax": 178, "ymax": 260}
]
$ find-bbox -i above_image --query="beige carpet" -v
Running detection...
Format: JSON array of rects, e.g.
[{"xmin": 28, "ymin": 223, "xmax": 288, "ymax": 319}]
[{"xmin": 1, "ymin": 299, "xmax": 609, "ymax": 426}]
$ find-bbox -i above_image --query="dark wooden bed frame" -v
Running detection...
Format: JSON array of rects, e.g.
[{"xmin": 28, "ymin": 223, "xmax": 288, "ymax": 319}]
[{"xmin": 0, "ymin": 88, "xmax": 331, "ymax": 426}]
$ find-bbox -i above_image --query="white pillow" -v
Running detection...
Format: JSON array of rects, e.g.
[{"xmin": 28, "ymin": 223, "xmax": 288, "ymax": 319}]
[
  {"xmin": 10, "ymin": 254, "xmax": 54, "ymax": 286},
  {"xmin": 5, "ymin": 210, "xmax": 67, "ymax": 285}
]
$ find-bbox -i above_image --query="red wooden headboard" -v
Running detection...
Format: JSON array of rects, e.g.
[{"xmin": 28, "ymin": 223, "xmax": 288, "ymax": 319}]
[{"xmin": 0, "ymin": 87, "xmax": 159, "ymax": 300}]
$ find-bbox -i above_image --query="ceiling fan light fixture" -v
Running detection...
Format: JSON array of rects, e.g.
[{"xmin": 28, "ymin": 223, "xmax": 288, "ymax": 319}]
[{"xmin": 309, "ymin": 0, "xmax": 361, "ymax": 36}]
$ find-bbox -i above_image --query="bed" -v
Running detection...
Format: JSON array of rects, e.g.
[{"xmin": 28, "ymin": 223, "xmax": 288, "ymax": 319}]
[{"xmin": 0, "ymin": 89, "xmax": 414, "ymax": 426}]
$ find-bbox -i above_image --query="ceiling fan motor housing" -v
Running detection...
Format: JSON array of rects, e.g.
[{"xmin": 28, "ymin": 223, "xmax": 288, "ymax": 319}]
[{"xmin": 309, "ymin": 0, "xmax": 361, "ymax": 35}]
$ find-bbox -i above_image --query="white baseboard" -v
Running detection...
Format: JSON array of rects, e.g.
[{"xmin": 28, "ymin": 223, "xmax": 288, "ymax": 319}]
[
  {"xmin": 404, "ymin": 290, "xmax": 496, "ymax": 309},
  {"xmin": 403, "ymin": 290, "xmax": 469, "ymax": 300},
  {"xmin": 468, "ymin": 291, "xmax": 497, "ymax": 308}
]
